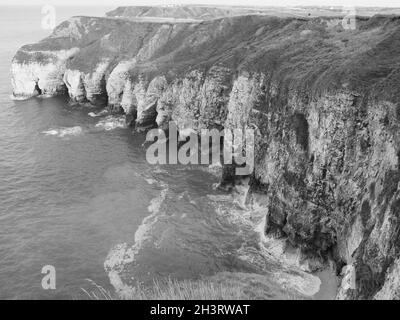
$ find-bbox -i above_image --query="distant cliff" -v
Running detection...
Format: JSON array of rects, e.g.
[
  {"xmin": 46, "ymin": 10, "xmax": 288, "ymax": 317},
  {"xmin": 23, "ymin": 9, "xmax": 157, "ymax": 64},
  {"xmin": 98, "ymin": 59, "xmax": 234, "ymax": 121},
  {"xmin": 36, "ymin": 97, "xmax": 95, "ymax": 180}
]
[
  {"xmin": 105, "ymin": 5, "xmax": 254, "ymax": 20},
  {"xmin": 105, "ymin": 5, "xmax": 400, "ymax": 20},
  {"xmin": 11, "ymin": 11, "xmax": 400, "ymax": 299}
]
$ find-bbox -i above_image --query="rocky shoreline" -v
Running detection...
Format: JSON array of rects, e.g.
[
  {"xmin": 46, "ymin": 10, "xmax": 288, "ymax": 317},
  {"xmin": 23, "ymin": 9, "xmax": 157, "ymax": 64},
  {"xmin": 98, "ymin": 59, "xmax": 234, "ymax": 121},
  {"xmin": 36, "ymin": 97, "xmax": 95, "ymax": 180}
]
[{"xmin": 11, "ymin": 10, "xmax": 400, "ymax": 299}]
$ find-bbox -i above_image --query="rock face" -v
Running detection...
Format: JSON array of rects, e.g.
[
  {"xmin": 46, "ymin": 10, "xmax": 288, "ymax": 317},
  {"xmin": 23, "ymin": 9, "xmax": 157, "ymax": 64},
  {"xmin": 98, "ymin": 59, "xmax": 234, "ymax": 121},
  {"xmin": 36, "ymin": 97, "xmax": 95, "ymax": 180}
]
[
  {"xmin": 11, "ymin": 11, "xmax": 400, "ymax": 299},
  {"xmin": 11, "ymin": 48, "xmax": 78, "ymax": 98}
]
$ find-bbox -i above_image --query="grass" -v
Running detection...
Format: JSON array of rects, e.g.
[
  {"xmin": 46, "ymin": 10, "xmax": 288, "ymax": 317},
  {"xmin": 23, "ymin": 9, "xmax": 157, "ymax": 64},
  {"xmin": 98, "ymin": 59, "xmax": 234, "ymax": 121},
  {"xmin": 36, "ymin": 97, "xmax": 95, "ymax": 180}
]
[
  {"xmin": 81, "ymin": 278, "xmax": 248, "ymax": 300},
  {"xmin": 81, "ymin": 273, "xmax": 306, "ymax": 300}
]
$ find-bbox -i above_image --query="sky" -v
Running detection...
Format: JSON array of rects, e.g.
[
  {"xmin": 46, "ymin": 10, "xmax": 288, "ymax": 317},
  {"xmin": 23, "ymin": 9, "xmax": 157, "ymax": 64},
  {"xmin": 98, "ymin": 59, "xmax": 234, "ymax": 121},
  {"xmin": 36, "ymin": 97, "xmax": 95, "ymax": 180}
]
[{"xmin": 3, "ymin": 0, "xmax": 400, "ymax": 8}]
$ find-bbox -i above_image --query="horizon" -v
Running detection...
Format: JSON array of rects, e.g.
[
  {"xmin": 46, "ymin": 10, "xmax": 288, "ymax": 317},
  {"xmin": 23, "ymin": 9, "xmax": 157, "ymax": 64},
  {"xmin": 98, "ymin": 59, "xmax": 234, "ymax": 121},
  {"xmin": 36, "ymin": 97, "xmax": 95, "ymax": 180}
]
[{"xmin": 1, "ymin": 1, "xmax": 400, "ymax": 9}]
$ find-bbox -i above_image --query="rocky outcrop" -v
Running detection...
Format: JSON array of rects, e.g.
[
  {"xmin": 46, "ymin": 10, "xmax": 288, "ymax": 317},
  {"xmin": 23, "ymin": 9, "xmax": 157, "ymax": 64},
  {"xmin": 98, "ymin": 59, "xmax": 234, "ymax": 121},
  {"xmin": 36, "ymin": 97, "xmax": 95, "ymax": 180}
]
[
  {"xmin": 11, "ymin": 48, "xmax": 78, "ymax": 98},
  {"xmin": 63, "ymin": 59, "xmax": 109, "ymax": 105},
  {"xmin": 11, "ymin": 11, "xmax": 400, "ymax": 299}
]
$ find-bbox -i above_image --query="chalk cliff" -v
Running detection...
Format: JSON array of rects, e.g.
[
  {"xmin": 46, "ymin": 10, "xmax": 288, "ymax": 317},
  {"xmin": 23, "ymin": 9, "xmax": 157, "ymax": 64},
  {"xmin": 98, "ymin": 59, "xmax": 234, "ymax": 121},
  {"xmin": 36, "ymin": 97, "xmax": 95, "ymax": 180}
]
[{"xmin": 11, "ymin": 10, "xmax": 400, "ymax": 299}]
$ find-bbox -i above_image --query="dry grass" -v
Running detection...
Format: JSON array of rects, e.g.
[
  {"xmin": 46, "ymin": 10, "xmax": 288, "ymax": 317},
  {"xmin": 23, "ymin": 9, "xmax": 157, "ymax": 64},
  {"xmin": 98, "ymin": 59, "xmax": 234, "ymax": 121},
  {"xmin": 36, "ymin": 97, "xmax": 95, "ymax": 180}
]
[
  {"xmin": 81, "ymin": 273, "xmax": 307, "ymax": 300},
  {"xmin": 82, "ymin": 278, "xmax": 247, "ymax": 300}
]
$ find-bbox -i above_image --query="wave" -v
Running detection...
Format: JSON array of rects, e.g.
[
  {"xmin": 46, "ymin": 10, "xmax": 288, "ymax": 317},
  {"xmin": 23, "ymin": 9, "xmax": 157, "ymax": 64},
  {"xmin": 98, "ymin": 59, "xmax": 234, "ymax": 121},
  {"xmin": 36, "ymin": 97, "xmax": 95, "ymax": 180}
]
[
  {"xmin": 208, "ymin": 161, "xmax": 223, "ymax": 175},
  {"xmin": 36, "ymin": 94, "xmax": 53, "ymax": 99},
  {"xmin": 95, "ymin": 115, "xmax": 126, "ymax": 131},
  {"xmin": 42, "ymin": 126, "xmax": 83, "ymax": 138},
  {"xmin": 144, "ymin": 178, "xmax": 157, "ymax": 185},
  {"xmin": 88, "ymin": 109, "xmax": 109, "ymax": 118},
  {"xmin": 135, "ymin": 186, "xmax": 168, "ymax": 244}
]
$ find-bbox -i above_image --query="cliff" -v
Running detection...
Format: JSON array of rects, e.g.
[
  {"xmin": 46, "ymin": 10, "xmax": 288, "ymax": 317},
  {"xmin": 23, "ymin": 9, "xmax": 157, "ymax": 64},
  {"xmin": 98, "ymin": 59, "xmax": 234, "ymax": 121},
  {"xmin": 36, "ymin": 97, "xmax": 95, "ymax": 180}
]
[
  {"xmin": 105, "ymin": 5, "xmax": 255, "ymax": 20},
  {"xmin": 105, "ymin": 5, "xmax": 400, "ymax": 20},
  {"xmin": 11, "ymin": 11, "xmax": 400, "ymax": 299}
]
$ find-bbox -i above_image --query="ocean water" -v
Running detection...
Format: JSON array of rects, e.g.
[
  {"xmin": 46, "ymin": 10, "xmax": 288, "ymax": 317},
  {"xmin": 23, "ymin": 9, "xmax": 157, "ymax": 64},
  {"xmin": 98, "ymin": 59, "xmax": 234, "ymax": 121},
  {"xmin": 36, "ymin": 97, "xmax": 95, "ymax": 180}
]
[{"xmin": 0, "ymin": 6, "xmax": 332, "ymax": 300}]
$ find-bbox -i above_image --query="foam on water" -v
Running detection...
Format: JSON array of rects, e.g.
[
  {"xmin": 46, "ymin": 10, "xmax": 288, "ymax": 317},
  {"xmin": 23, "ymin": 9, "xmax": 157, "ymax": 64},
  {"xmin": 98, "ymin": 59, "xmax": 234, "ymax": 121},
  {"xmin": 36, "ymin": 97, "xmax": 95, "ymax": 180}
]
[
  {"xmin": 137, "ymin": 185, "xmax": 168, "ymax": 243},
  {"xmin": 42, "ymin": 126, "xmax": 83, "ymax": 138},
  {"xmin": 88, "ymin": 109, "xmax": 108, "ymax": 118},
  {"xmin": 144, "ymin": 178, "xmax": 157, "ymax": 185},
  {"xmin": 11, "ymin": 94, "xmax": 55, "ymax": 101},
  {"xmin": 208, "ymin": 161, "xmax": 222, "ymax": 175},
  {"xmin": 37, "ymin": 94, "xmax": 54, "ymax": 99},
  {"xmin": 95, "ymin": 115, "xmax": 126, "ymax": 131},
  {"xmin": 102, "ymin": 242, "xmax": 136, "ymax": 298}
]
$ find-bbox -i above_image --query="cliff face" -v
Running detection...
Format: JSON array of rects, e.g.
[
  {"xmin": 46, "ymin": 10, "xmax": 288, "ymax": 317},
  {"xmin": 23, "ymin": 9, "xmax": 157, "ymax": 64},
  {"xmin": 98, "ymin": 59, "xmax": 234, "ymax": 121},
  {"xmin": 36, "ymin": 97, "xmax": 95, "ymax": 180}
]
[{"xmin": 11, "ymin": 13, "xmax": 400, "ymax": 299}]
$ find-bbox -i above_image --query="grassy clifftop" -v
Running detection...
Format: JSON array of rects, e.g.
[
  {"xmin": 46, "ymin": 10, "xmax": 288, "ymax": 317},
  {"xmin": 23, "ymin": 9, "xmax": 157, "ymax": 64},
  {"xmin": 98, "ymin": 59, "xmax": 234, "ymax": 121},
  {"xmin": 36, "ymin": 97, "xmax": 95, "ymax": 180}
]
[
  {"xmin": 105, "ymin": 5, "xmax": 244, "ymax": 20},
  {"xmin": 13, "ymin": 13, "xmax": 400, "ymax": 103},
  {"xmin": 106, "ymin": 5, "xmax": 400, "ymax": 20}
]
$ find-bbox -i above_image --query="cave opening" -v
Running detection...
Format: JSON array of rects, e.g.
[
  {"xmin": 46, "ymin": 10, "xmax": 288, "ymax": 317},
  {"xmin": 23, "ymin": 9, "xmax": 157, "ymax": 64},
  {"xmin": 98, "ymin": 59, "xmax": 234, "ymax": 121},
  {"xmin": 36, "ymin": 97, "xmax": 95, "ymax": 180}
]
[
  {"xmin": 125, "ymin": 110, "xmax": 137, "ymax": 127},
  {"xmin": 292, "ymin": 112, "xmax": 309, "ymax": 151},
  {"xmin": 396, "ymin": 103, "xmax": 400, "ymax": 121},
  {"xmin": 397, "ymin": 151, "xmax": 400, "ymax": 170},
  {"xmin": 33, "ymin": 80, "xmax": 42, "ymax": 95},
  {"xmin": 360, "ymin": 200, "xmax": 371, "ymax": 227},
  {"xmin": 93, "ymin": 74, "xmax": 108, "ymax": 106}
]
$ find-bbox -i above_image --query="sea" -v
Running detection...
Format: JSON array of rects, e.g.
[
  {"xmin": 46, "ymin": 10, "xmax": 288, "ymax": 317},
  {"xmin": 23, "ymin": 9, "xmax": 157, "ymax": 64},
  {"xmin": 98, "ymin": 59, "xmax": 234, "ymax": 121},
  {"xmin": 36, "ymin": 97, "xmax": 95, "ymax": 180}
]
[{"xmin": 0, "ymin": 5, "xmax": 336, "ymax": 299}]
